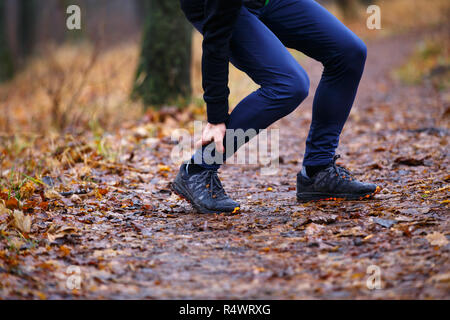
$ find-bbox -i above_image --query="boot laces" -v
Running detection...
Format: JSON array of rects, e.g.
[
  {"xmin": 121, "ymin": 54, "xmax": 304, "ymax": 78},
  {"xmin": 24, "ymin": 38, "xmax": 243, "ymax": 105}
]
[
  {"xmin": 203, "ymin": 170, "xmax": 227, "ymax": 199},
  {"xmin": 329, "ymin": 155, "xmax": 354, "ymax": 181}
]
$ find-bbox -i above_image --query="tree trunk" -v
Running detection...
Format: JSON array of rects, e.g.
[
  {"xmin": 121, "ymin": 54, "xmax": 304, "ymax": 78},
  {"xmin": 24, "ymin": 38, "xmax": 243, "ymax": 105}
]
[
  {"xmin": 132, "ymin": 0, "xmax": 192, "ymax": 108},
  {"xmin": 0, "ymin": 0, "xmax": 14, "ymax": 82},
  {"xmin": 18, "ymin": 0, "xmax": 36, "ymax": 58},
  {"xmin": 134, "ymin": 0, "xmax": 148, "ymax": 26}
]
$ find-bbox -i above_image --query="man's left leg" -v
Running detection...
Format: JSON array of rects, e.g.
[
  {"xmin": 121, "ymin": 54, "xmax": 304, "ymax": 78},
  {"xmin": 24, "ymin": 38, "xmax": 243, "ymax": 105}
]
[{"xmin": 258, "ymin": 0, "xmax": 380, "ymax": 201}]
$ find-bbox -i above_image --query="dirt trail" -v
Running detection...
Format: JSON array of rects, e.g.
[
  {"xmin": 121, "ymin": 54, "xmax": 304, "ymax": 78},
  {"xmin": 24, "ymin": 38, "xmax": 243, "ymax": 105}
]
[{"xmin": 2, "ymin": 32, "xmax": 448, "ymax": 299}]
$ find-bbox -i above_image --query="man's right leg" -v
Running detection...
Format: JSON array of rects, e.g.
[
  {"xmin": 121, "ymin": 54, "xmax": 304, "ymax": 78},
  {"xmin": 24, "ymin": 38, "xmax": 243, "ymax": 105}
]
[
  {"xmin": 190, "ymin": 6, "xmax": 309, "ymax": 170},
  {"xmin": 255, "ymin": 0, "xmax": 380, "ymax": 201}
]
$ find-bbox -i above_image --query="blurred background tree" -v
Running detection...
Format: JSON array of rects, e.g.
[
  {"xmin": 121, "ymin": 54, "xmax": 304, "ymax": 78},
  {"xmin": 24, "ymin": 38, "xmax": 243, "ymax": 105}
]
[
  {"xmin": 17, "ymin": 0, "xmax": 36, "ymax": 59},
  {"xmin": 132, "ymin": 0, "xmax": 192, "ymax": 108},
  {"xmin": 0, "ymin": 0, "xmax": 14, "ymax": 82}
]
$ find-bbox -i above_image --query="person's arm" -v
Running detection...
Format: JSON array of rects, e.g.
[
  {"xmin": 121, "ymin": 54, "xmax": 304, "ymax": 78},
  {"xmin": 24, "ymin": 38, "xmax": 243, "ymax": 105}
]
[{"xmin": 202, "ymin": 0, "xmax": 242, "ymax": 124}]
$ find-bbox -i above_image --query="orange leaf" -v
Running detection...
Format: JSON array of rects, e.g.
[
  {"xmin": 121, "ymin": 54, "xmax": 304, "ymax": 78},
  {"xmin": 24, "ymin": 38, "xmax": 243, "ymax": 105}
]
[
  {"xmin": 97, "ymin": 188, "xmax": 108, "ymax": 196},
  {"xmin": 59, "ymin": 245, "xmax": 71, "ymax": 257},
  {"xmin": 5, "ymin": 198, "xmax": 18, "ymax": 210}
]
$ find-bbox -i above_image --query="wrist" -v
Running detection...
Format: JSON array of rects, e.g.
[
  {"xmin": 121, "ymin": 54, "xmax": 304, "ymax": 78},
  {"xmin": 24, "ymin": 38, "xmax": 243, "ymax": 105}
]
[{"xmin": 206, "ymin": 101, "xmax": 229, "ymax": 124}]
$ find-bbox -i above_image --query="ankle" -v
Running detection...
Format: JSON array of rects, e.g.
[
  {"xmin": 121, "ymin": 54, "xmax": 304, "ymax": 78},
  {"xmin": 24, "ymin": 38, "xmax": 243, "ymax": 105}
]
[
  {"xmin": 305, "ymin": 164, "xmax": 329, "ymax": 178},
  {"xmin": 185, "ymin": 163, "xmax": 207, "ymax": 175}
]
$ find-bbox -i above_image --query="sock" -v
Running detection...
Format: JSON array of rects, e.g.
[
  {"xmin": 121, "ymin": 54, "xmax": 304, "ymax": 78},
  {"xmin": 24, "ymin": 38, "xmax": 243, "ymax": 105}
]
[
  {"xmin": 185, "ymin": 163, "xmax": 207, "ymax": 175},
  {"xmin": 305, "ymin": 164, "xmax": 329, "ymax": 178}
]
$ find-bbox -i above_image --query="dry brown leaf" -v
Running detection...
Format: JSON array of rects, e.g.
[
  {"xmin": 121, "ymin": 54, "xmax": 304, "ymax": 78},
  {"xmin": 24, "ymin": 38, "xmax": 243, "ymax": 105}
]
[
  {"xmin": 78, "ymin": 166, "xmax": 91, "ymax": 178},
  {"xmin": 70, "ymin": 194, "xmax": 82, "ymax": 204},
  {"xmin": 19, "ymin": 181, "xmax": 36, "ymax": 200},
  {"xmin": 13, "ymin": 210, "xmax": 32, "ymax": 233},
  {"xmin": 305, "ymin": 223, "xmax": 325, "ymax": 236},
  {"xmin": 427, "ymin": 272, "xmax": 450, "ymax": 283},
  {"xmin": 44, "ymin": 189, "xmax": 62, "ymax": 200},
  {"xmin": 0, "ymin": 201, "xmax": 10, "ymax": 215},
  {"xmin": 426, "ymin": 232, "xmax": 449, "ymax": 247},
  {"xmin": 10, "ymin": 237, "xmax": 25, "ymax": 249},
  {"xmin": 47, "ymin": 225, "xmax": 79, "ymax": 242},
  {"xmin": 337, "ymin": 226, "xmax": 367, "ymax": 238}
]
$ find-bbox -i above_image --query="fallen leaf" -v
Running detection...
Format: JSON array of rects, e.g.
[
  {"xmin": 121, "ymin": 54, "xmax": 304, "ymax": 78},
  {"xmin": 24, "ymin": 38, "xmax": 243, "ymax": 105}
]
[
  {"xmin": 158, "ymin": 165, "xmax": 171, "ymax": 172},
  {"xmin": 59, "ymin": 245, "xmax": 71, "ymax": 257},
  {"xmin": 394, "ymin": 156, "xmax": 425, "ymax": 166},
  {"xmin": 0, "ymin": 201, "xmax": 9, "ymax": 215},
  {"xmin": 19, "ymin": 181, "xmax": 35, "ymax": 200},
  {"xmin": 293, "ymin": 217, "xmax": 310, "ymax": 230},
  {"xmin": 70, "ymin": 194, "xmax": 82, "ymax": 204},
  {"xmin": 5, "ymin": 197, "xmax": 19, "ymax": 210},
  {"xmin": 305, "ymin": 223, "xmax": 325, "ymax": 236},
  {"xmin": 428, "ymin": 272, "xmax": 450, "ymax": 283},
  {"xmin": 97, "ymin": 188, "xmax": 108, "ymax": 196},
  {"xmin": 44, "ymin": 189, "xmax": 62, "ymax": 200},
  {"xmin": 373, "ymin": 217, "xmax": 397, "ymax": 228},
  {"xmin": 13, "ymin": 210, "xmax": 32, "ymax": 233},
  {"xmin": 78, "ymin": 166, "xmax": 91, "ymax": 178},
  {"xmin": 338, "ymin": 226, "xmax": 367, "ymax": 238},
  {"xmin": 426, "ymin": 232, "xmax": 449, "ymax": 247},
  {"xmin": 312, "ymin": 215, "xmax": 337, "ymax": 225},
  {"xmin": 47, "ymin": 225, "xmax": 79, "ymax": 242}
]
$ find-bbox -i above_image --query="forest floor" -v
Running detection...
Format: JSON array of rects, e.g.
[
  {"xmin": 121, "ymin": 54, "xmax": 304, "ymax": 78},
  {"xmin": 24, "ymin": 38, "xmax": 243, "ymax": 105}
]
[{"xmin": 0, "ymin": 28, "xmax": 449, "ymax": 299}]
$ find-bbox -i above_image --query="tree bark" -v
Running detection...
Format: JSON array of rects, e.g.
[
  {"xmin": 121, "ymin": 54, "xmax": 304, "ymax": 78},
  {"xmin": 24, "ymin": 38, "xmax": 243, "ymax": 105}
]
[
  {"xmin": 0, "ymin": 0, "xmax": 14, "ymax": 82},
  {"xmin": 18, "ymin": 0, "xmax": 36, "ymax": 58},
  {"xmin": 132, "ymin": 0, "xmax": 192, "ymax": 108}
]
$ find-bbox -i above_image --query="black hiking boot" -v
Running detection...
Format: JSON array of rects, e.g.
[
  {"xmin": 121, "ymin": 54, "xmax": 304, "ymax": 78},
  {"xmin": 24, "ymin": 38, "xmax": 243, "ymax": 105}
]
[
  {"xmin": 297, "ymin": 155, "xmax": 381, "ymax": 202},
  {"xmin": 171, "ymin": 164, "xmax": 240, "ymax": 214}
]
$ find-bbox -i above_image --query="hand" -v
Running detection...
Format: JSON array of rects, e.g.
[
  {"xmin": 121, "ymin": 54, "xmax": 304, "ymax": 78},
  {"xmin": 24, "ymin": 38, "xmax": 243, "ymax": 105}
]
[{"xmin": 195, "ymin": 122, "xmax": 226, "ymax": 154}]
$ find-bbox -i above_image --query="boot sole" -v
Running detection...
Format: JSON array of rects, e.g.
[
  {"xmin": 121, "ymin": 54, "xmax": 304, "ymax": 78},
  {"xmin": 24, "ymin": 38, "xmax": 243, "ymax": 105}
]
[
  {"xmin": 171, "ymin": 180, "xmax": 240, "ymax": 215},
  {"xmin": 297, "ymin": 186, "xmax": 382, "ymax": 203}
]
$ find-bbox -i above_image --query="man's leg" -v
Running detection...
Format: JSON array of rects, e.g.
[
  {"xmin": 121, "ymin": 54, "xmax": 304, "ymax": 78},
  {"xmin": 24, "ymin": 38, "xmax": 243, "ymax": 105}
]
[
  {"xmin": 256, "ymin": 0, "xmax": 379, "ymax": 201},
  {"xmin": 173, "ymin": 6, "xmax": 310, "ymax": 213},
  {"xmin": 259, "ymin": 0, "xmax": 367, "ymax": 170},
  {"xmin": 190, "ymin": 6, "xmax": 309, "ymax": 170}
]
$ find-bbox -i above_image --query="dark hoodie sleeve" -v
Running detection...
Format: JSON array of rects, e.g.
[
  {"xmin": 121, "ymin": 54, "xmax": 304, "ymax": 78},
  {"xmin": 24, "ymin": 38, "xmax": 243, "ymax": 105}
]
[{"xmin": 202, "ymin": 0, "xmax": 242, "ymax": 124}]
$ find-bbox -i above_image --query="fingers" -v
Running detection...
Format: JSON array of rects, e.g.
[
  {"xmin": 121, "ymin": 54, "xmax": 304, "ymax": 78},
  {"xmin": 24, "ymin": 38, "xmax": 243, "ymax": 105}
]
[
  {"xmin": 194, "ymin": 138, "xmax": 204, "ymax": 150},
  {"xmin": 194, "ymin": 123, "xmax": 226, "ymax": 153},
  {"xmin": 195, "ymin": 132, "xmax": 212, "ymax": 149},
  {"xmin": 194, "ymin": 134, "xmax": 224, "ymax": 153},
  {"xmin": 214, "ymin": 134, "xmax": 225, "ymax": 153}
]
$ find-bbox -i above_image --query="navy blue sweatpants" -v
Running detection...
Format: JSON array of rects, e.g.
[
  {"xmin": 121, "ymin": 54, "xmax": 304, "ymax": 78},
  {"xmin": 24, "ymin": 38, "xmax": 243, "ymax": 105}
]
[{"xmin": 186, "ymin": 0, "xmax": 367, "ymax": 169}]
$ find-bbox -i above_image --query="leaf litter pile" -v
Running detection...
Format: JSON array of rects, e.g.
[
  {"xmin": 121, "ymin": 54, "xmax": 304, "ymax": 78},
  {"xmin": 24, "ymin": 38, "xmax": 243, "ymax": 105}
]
[{"xmin": 0, "ymin": 32, "xmax": 449, "ymax": 299}]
